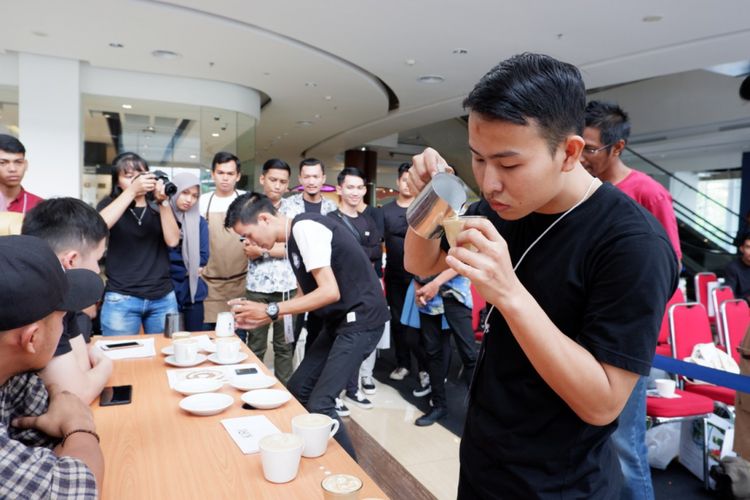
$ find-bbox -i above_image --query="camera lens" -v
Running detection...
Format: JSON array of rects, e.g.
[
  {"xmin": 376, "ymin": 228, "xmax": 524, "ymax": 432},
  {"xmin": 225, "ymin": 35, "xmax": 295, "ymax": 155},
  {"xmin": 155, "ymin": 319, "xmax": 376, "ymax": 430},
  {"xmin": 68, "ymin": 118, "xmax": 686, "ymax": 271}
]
[{"xmin": 164, "ymin": 181, "xmax": 177, "ymax": 196}]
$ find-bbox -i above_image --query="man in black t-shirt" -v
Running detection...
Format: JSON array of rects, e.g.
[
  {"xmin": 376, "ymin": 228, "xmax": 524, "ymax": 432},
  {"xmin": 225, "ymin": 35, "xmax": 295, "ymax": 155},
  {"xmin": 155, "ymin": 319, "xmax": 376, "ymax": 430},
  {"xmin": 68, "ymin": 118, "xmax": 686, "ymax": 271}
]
[
  {"xmin": 725, "ymin": 232, "xmax": 750, "ymax": 304},
  {"xmin": 226, "ymin": 193, "xmax": 389, "ymax": 460},
  {"xmin": 405, "ymin": 54, "xmax": 678, "ymax": 498}
]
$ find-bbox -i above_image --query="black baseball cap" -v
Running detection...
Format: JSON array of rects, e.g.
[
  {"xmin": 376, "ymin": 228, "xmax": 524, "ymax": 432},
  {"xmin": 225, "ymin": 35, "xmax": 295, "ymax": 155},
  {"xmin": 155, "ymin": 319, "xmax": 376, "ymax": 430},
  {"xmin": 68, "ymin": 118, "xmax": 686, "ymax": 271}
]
[{"xmin": 0, "ymin": 235, "xmax": 104, "ymax": 331}]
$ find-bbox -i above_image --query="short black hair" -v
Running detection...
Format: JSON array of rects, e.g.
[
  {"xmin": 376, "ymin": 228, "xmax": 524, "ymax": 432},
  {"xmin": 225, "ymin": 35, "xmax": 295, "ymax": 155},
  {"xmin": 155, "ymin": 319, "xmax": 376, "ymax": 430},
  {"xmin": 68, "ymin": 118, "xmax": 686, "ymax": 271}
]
[
  {"xmin": 337, "ymin": 166, "xmax": 366, "ymax": 186},
  {"xmin": 262, "ymin": 158, "xmax": 291, "ymax": 175},
  {"xmin": 22, "ymin": 197, "xmax": 109, "ymax": 256},
  {"xmin": 212, "ymin": 152, "xmax": 241, "ymax": 172},
  {"xmin": 584, "ymin": 100, "xmax": 631, "ymax": 148},
  {"xmin": 110, "ymin": 152, "xmax": 148, "ymax": 196},
  {"xmin": 397, "ymin": 162, "xmax": 411, "ymax": 178},
  {"xmin": 0, "ymin": 134, "xmax": 26, "ymax": 155},
  {"xmin": 463, "ymin": 53, "xmax": 586, "ymax": 154},
  {"xmin": 299, "ymin": 157, "xmax": 325, "ymax": 174},
  {"xmin": 224, "ymin": 192, "xmax": 277, "ymax": 229}
]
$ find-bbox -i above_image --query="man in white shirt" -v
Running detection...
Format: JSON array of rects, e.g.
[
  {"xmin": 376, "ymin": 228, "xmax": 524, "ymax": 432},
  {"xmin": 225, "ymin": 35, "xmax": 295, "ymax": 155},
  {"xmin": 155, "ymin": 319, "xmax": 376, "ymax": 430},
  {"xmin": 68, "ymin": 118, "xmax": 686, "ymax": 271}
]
[{"xmin": 199, "ymin": 152, "xmax": 247, "ymax": 328}]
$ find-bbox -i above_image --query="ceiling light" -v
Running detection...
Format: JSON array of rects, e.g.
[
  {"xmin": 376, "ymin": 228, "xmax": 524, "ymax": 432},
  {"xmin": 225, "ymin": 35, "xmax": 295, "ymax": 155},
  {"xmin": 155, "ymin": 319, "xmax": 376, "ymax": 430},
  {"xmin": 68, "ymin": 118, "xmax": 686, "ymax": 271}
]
[
  {"xmin": 211, "ymin": 133, "xmax": 220, "ymax": 137},
  {"xmin": 417, "ymin": 75, "xmax": 445, "ymax": 84},
  {"xmin": 121, "ymin": 104, "xmax": 132, "ymax": 109},
  {"xmin": 642, "ymin": 15, "xmax": 663, "ymax": 22},
  {"xmin": 313, "ymin": 114, "xmax": 321, "ymax": 119},
  {"xmin": 452, "ymin": 49, "xmax": 468, "ymax": 55},
  {"xmin": 103, "ymin": 113, "xmax": 111, "ymax": 119},
  {"xmin": 305, "ymin": 82, "xmax": 318, "ymax": 87},
  {"xmin": 109, "ymin": 43, "xmax": 124, "ymax": 48},
  {"xmin": 360, "ymin": 147, "xmax": 366, "ymax": 151},
  {"xmin": 151, "ymin": 50, "xmax": 181, "ymax": 60},
  {"xmin": 324, "ymin": 96, "xmax": 332, "ymax": 101},
  {"xmin": 296, "ymin": 121, "xmax": 313, "ymax": 127},
  {"xmin": 189, "ymin": 154, "xmax": 197, "ymax": 159},
  {"xmin": 405, "ymin": 59, "xmax": 416, "ymax": 66}
]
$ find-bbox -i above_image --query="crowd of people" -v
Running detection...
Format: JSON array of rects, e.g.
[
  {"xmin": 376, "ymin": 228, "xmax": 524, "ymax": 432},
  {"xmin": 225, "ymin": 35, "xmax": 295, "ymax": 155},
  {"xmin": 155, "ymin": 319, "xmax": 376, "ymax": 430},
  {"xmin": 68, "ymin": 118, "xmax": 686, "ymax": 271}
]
[{"xmin": 0, "ymin": 51, "xmax": 702, "ymax": 499}]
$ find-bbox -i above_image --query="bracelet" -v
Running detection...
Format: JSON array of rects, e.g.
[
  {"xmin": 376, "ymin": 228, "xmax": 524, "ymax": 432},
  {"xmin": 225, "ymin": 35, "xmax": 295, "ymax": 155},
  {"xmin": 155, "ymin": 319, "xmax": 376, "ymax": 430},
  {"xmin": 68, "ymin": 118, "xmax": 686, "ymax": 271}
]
[{"xmin": 61, "ymin": 429, "xmax": 100, "ymax": 446}]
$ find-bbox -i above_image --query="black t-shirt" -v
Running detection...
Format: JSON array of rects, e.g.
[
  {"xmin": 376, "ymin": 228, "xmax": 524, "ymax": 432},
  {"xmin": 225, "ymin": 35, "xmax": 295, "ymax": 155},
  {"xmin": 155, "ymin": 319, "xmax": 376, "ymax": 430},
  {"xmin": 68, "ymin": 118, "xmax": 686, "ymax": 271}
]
[
  {"xmin": 288, "ymin": 212, "xmax": 389, "ymax": 333},
  {"xmin": 382, "ymin": 200, "xmax": 412, "ymax": 282},
  {"xmin": 724, "ymin": 258, "xmax": 750, "ymax": 302},
  {"xmin": 97, "ymin": 197, "xmax": 173, "ymax": 299},
  {"xmin": 54, "ymin": 312, "xmax": 82, "ymax": 357},
  {"xmin": 303, "ymin": 199, "xmax": 323, "ymax": 213},
  {"xmin": 328, "ymin": 210, "xmax": 383, "ymax": 277},
  {"xmin": 460, "ymin": 183, "xmax": 679, "ymax": 498}
]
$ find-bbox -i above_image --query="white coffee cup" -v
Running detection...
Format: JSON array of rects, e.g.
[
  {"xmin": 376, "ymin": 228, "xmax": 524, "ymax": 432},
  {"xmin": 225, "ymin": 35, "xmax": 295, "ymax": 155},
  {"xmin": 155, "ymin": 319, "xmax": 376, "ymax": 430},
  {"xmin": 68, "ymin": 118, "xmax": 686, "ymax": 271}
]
[
  {"xmin": 292, "ymin": 413, "xmax": 341, "ymax": 458},
  {"xmin": 655, "ymin": 378, "xmax": 676, "ymax": 397},
  {"xmin": 321, "ymin": 473, "xmax": 363, "ymax": 499},
  {"xmin": 259, "ymin": 433, "xmax": 304, "ymax": 483},
  {"xmin": 215, "ymin": 337, "xmax": 241, "ymax": 363},
  {"xmin": 171, "ymin": 331, "xmax": 191, "ymax": 341},
  {"xmin": 215, "ymin": 312, "xmax": 235, "ymax": 337},
  {"xmin": 173, "ymin": 339, "xmax": 198, "ymax": 364}
]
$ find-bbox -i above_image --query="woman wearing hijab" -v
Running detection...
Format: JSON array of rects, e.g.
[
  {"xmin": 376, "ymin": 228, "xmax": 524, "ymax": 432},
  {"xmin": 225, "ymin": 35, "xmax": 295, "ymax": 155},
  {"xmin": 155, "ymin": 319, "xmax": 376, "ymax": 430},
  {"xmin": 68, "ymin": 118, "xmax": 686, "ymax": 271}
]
[{"xmin": 168, "ymin": 172, "xmax": 210, "ymax": 331}]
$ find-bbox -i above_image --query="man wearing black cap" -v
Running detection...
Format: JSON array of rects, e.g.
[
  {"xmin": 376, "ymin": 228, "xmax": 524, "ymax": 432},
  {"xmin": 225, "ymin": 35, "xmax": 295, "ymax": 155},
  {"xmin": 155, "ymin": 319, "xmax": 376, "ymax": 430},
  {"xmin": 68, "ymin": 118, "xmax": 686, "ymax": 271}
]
[{"xmin": 0, "ymin": 235, "xmax": 105, "ymax": 498}]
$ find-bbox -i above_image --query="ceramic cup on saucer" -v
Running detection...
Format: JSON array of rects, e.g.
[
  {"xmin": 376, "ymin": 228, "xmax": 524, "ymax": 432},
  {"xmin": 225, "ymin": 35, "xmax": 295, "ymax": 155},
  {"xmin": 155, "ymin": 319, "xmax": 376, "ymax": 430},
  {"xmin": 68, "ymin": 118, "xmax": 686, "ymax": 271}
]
[
  {"xmin": 292, "ymin": 413, "xmax": 340, "ymax": 458},
  {"xmin": 655, "ymin": 378, "xmax": 676, "ymax": 397},
  {"xmin": 174, "ymin": 338, "xmax": 199, "ymax": 364},
  {"xmin": 321, "ymin": 473, "xmax": 363, "ymax": 499},
  {"xmin": 259, "ymin": 433, "xmax": 304, "ymax": 483},
  {"xmin": 215, "ymin": 337, "xmax": 241, "ymax": 363}
]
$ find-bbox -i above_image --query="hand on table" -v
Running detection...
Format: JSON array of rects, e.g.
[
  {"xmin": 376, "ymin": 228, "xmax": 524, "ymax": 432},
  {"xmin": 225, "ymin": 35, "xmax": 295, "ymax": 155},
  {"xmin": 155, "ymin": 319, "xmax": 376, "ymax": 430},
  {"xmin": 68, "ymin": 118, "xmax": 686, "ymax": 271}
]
[{"xmin": 12, "ymin": 384, "xmax": 95, "ymax": 438}]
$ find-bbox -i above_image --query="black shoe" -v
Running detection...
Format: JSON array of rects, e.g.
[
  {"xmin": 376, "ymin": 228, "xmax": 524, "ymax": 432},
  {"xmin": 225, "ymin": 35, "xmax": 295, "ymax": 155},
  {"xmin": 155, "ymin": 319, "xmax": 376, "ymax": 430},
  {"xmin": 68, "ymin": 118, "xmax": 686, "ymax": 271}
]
[{"xmin": 415, "ymin": 407, "xmax": 448, "ymax": 427}]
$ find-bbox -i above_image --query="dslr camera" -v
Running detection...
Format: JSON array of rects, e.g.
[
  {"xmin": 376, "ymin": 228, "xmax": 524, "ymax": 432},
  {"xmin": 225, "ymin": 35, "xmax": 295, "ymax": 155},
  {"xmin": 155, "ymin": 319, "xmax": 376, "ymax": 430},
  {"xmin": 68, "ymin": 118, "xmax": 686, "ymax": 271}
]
[{"xmin": 151, "ymin": 170, "xmax": 177, "ymax": 197}]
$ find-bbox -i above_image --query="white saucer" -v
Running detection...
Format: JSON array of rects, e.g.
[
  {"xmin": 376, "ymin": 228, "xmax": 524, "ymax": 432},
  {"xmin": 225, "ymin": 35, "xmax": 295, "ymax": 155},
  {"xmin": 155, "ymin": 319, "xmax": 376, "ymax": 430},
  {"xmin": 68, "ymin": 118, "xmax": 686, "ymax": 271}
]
[
  {"xmin": 164, "ymin": 353, "xmax": 208, "ymax": 367},
  {"xmin": 162, "ymin": 343, "xmax": 216, "ymax": 356},
  {"xmin": 207, "ymin": 352, "xmax": 249, "ymax": 365},
  {"xmin": 179, "ymin": 393, "xmax": 234, "ymax": 416},
  {"xmin": 241, "ymin": 389, "xmax": 291, "ymax": 409},
  {"xmin": 230, "ymin": 374, "xmax": 277, "ymax": 391},
  {"xmin": 173, "ymin": 378, "xmax": 224, "ymax": 395}
]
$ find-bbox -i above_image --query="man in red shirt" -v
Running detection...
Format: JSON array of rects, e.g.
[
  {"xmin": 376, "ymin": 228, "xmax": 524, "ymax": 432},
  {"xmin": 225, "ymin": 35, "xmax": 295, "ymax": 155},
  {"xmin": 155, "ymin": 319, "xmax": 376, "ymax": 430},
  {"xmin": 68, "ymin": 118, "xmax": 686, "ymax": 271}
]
[
  {"xmin": 0, "ymin": 135, "xmax": 43, "ymax": 214},
  {"xmin": 582, "ymin": 100, "xmax": 681, "ymax": 500}
]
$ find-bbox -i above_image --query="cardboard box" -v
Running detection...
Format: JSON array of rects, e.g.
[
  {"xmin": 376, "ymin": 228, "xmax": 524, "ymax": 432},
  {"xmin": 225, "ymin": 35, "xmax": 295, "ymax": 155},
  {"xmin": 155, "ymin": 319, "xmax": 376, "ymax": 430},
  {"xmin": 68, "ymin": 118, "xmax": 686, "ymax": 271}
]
[{"xmin": 679, "ymin": 414, "xmax": 734, "ymax": 489}]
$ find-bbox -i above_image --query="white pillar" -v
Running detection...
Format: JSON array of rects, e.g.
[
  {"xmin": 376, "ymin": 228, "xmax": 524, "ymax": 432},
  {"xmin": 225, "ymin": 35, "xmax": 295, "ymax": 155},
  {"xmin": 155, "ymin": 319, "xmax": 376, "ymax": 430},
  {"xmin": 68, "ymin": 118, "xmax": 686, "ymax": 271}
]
[{"xmin": 18, "ymin": 53, "xmax": 81, "ymax": 198}]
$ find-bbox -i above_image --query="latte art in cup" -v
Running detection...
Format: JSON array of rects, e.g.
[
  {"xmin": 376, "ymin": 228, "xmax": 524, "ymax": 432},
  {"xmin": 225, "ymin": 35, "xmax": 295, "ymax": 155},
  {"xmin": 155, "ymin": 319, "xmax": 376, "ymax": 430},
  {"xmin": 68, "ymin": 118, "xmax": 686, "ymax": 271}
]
[
  {"xmin": 442, "ymin": 215, "xmax": 487, "ymax": 251},
  {"xmin": 292, "ymin": 413, "xmax": 340, "ymax": 458},
  {"xmin": 294, "ymin": 413, "xmax": 332, "ymax": 428},
  {"xmin": 322, "ymin": 473, "xmax": 363, "ymax": 499}
]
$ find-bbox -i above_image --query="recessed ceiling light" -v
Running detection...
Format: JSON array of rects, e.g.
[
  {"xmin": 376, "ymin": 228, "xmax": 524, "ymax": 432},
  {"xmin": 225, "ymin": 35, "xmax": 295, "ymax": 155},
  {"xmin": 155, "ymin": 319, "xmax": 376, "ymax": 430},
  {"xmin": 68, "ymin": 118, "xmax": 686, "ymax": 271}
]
[
  {"xmin": 452, "ymin": 49, "xmax": 468, "ymax": 55},
  {"xmin": 305, "ymin": 82, "xmax": 318, "ymax": 87},
  {"xmin": 642, "ymin": 15, "xmax": 663, "ymax": 22},
  {"xmin": 152, "ymin": 50, "xmax": 181, "ymax": 60},
  {"xmin": 313, "ymin": 114, "xmax": 321, "ymax": 119},
  {"xmin": 103, "ymin": 113, "xmax": 111, "ymax": 119},
  {"xmin": 405, "ymin": 59, "xmax": 416, "ymax": 66},
  {"xmin": 121, "ymin": 104, "xmax": 132, "ymax": 109},
  {"xmin": 324, "ymin": 96, "xmax": 332, "ymax": 101},
  {"xmin": 417, "ymin": 75, "xmax": 445, "ymax": 84},
  {"xmin": 360, "ymin": 147, "xmax": 367, "ymax": 151},
  {"xmin": 296, "ymin": 120, "xmax": 313, "ymax": 127},
  {"xmin": 211, "ymin": 133, "xmax": 220, "ymax": 137},
  {"xmin": 189, "ymin": 154, "xmax": 197, "ymax": 159},
  {"xmin": 109, "ymin": 43, "xmax": 124, "ymax": 48}
]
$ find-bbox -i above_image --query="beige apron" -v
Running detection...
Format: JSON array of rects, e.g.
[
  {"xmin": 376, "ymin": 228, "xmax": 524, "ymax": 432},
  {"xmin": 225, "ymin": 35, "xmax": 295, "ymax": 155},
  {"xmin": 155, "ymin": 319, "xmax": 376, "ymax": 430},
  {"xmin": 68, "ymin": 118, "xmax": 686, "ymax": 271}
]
[{"xmin": 202, "ymin": 210, "xmax": 248, "ymax": 323}]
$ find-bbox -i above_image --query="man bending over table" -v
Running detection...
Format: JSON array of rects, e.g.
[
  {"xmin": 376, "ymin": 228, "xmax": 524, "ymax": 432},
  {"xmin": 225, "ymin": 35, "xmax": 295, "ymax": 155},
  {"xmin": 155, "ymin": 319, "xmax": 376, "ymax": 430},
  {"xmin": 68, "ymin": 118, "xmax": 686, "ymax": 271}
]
[
  {"xmin": 404, "ymin": 53, "xmax": 678, "ymax": 498},
  {"xmin": 0, "ymin": 235, "xmax": 105, "ymax": 498},
  {"xmin": 225, "ymin": 193, "xmax": 389, "ymax": 459}
]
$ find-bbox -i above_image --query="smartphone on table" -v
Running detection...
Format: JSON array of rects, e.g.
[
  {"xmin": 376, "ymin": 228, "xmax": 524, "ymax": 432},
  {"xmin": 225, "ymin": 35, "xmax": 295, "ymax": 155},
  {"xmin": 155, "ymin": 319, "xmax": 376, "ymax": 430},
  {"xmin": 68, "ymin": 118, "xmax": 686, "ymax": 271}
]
[
  {"xmin": 100, "ymin": 341, "xmax": 140, "ymax": 351},
  {"xmin": 99, "ymin": 385, "xmax": 133, "ymax": 406}
]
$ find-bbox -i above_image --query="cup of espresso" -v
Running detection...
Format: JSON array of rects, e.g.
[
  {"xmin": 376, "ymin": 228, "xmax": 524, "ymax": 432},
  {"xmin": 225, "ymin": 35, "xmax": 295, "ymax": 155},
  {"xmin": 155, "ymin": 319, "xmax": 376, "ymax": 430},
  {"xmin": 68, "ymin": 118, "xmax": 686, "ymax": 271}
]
[
  {"xmin": 259, "ymin": 433, "xmax": 304, "ymax": 483},
  {"xmin": 215, "ymin": 312, "xmax": 235, "ymax": 338},
  {"xmin": 173, "ymin": 339, "xmax": 198, "ymax": 364},
  {"xmin": 292, "ymin": 413, "xmax": 341, "ymax": 458},
  {"xmin": 321, "ymin": 473, "xmax": 363, "ymax": 499},
  {"xmin": 215, "ymin": 337, "xmax": 241, "ymax": 363},
  {"xmin": 442, "ymin": 215, "xmax": 487, "ymax": 251},
  {"xmin": 655, "ymin": 378, "xmax": 676, "ymax": 398}
]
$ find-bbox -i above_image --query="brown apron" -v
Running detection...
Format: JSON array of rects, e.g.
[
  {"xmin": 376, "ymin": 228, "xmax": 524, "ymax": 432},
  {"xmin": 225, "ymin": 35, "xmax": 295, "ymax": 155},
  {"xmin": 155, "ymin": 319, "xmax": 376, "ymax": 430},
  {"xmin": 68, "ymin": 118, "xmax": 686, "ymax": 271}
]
[
  {"xmin": 202, "ymin": 210, "xmax": 248, "ymax": 323},
  {"xmin": 735, "ymin": 324, "xmax": 750, "ymax": 458}
]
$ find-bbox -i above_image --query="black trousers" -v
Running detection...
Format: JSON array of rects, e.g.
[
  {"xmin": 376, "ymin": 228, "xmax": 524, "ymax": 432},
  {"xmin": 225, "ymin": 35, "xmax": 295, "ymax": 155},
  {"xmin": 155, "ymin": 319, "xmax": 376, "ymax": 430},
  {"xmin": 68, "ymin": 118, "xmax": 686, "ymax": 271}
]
[{"xmin": 386, "ymin": 276, "xmax": 427, "ymax": 373}]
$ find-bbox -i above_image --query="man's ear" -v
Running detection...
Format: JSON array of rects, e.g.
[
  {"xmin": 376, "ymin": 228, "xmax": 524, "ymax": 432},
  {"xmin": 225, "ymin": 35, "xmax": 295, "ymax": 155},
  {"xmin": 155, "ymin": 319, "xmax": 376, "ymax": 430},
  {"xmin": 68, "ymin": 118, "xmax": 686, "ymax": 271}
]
[
  {"xmin": 336, "ymin": 185, "xmax": 342, "ymax": 196},
  {"xmin": 59, "ymin": 250, "xmax": 79, "ymax": 270},
  {"xmin": 18, "ymin": 323, "xmax": 41, "ymax": 354},
  {"xmin": 611, "ymin": 139, "xmax": 626, "ymax": 157},
  {"xmin": 256, "ymin": 212, "xmax": 273, "ymax": 225},
  {"xmin": 561, "ymin": 135, "xmax": 585, "ymax": 172}
]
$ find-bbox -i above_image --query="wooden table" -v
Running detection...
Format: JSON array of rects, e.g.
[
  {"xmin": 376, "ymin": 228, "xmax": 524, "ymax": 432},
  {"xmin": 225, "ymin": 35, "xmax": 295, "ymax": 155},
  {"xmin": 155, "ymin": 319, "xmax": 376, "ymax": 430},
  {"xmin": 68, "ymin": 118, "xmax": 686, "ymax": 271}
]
[{"xmin": 92, "ymin": 335, "xmax": 388, "ymax": 499}]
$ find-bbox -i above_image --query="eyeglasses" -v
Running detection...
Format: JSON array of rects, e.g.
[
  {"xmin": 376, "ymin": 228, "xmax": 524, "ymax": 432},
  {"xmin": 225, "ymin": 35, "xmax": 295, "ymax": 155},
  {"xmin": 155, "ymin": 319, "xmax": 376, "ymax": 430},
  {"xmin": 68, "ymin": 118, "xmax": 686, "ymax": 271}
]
[{"xmin": 581, "ymin": 144, "xmax": 613, "ymax": 155}]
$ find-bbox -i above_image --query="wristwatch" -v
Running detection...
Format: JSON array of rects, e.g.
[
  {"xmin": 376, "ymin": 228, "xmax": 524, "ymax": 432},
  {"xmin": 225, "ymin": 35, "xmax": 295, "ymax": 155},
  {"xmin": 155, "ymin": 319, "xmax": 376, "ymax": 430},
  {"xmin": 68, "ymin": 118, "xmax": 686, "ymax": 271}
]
[
  {"xmin": 261, "ymin": 250, "xmax": 271, "ymax": 260},
  {"xmin": 266, "ymin": 302, "xmax": 280, "ymax": 321},
  {"xmin": 161, "ymin": 200, "xmax": 170, "ymax": 207}
]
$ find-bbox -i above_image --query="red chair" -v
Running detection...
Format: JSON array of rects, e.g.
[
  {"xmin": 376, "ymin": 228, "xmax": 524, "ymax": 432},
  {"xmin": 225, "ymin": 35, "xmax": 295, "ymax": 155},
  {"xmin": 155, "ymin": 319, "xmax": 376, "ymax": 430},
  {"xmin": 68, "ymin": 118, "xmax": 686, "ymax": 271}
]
[
  {"xmin": 694, "ymin": 272, "xmax": 717, "ymax": 308},
  {"xmin": 708, "ymin": 286, "xmax": 734, "ymax": 347},
  {"xmin": 655, "ymin": 289, "xmax": 685, "ymax": 356},
  {"xmin": 669, "ymin": 302, "xmax": 736, "ymax": 405},
  {"xmin": 720, "ymin": 299, "xmax": 750, "ymax": 364}
]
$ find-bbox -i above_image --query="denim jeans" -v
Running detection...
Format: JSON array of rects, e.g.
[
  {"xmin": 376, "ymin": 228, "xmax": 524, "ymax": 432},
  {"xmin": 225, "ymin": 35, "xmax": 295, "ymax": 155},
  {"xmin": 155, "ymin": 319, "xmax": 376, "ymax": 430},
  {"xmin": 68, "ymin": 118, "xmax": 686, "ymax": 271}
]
[
  {"xmin": 101, "ymin": 291, "xmax": 179, "ymax": 336},
  {"xmin": 287, "ymin": 324, "xmax": 383, "ymax": 460},
  {"xmin": 610, "ymin": 376, "xmax": 654, "ymax": 500}
]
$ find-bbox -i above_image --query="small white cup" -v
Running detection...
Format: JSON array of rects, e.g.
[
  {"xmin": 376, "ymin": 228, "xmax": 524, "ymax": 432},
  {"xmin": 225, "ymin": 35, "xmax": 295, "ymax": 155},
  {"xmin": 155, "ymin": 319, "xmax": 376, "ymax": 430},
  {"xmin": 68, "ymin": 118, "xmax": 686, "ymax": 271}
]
[
  {"xmin": 292, "ymin": 413, "xmax": 340, "ymax": 458},
  {"xmin": 259, "ymin": 433, "xmax": 304, "ymax": 483},
  {"xmin": 173, "ymin": 339, "xmax": 198, "ymax": 364},
  {"xmin": 171, "ymin": 331, "xmax": 191, "ymax": 341},
  {"xmin": 655, "ymin": 379, "xmax": 676, "ymax": 397},
  {"xmin": 215, "ymin": 312, "xmax": 235, "ymax": 337},
  {"xmin": 215, "ymin": 337, "xmax": 241, "ymax": 363}
]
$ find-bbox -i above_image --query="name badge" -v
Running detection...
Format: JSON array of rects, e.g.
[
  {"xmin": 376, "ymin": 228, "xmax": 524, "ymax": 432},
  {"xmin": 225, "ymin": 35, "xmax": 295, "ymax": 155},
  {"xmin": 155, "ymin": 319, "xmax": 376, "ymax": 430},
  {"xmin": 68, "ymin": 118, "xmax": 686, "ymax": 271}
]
[{"xmin": 346, "ymin": 311, "xmax": 356, "ymax": 323}]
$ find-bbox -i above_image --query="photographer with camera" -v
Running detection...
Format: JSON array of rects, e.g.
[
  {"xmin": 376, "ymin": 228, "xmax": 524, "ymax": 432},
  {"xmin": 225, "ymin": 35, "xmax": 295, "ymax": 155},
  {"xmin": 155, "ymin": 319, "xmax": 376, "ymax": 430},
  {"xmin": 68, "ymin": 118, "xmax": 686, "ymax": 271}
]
[{"xmin": 97, "ymin": 152, "xmax": 180, "ymax": 336}]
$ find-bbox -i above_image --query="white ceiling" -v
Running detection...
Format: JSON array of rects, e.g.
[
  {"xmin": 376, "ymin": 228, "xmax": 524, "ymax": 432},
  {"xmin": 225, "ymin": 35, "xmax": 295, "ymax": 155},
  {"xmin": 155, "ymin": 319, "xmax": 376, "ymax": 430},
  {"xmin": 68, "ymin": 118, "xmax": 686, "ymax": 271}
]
[{"xmin": 1, "ymin": 0, "xmax": 750, "ymax": 174}]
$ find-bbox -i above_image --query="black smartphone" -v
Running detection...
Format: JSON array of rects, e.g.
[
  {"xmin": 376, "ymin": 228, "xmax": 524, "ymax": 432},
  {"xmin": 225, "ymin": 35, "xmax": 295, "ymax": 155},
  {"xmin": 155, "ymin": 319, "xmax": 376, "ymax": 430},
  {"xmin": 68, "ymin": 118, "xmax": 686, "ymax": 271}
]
[
  {"xmin": 99, "ymin": 385, "xmax": 132, "ymax": 406},
  {"xmin": 235, "ymin": 367, "xmax": 258, "ymax": 376},
  {"xmin": 101, "ymin": 341, "xmax": 140, "ymax": 350}
]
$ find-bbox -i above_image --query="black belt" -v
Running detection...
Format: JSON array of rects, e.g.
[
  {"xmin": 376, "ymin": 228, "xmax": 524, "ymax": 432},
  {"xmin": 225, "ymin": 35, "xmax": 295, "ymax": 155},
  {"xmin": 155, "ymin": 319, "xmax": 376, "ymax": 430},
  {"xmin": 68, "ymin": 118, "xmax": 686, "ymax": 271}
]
[{"xmin": 203, "ymin": 272, "xmax": 247, "ymax": 281}]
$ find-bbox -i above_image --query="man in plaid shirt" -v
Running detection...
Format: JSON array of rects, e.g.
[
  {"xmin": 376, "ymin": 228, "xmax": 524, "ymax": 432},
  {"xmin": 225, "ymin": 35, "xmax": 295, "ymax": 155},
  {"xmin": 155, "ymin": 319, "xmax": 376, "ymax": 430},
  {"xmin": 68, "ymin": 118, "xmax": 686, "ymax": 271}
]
[{"xmin": 0, "ymin": 235, "xmax": 105, "ymax": 498}]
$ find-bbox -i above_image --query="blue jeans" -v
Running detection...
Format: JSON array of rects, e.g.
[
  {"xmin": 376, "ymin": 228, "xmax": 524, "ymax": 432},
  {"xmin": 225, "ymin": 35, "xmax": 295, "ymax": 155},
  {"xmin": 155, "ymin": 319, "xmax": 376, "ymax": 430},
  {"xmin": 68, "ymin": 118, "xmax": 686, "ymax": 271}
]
[
  {"xmin": 287, "ymin": 324, "xmax": 383, "ymax": 460},
  {"xmin": 610, "ymin": 376, "xmax": 654, "ymax": 500},
  {"xmin": 101, "ymin": 291, "xmax": 178, "ymax": 336}
]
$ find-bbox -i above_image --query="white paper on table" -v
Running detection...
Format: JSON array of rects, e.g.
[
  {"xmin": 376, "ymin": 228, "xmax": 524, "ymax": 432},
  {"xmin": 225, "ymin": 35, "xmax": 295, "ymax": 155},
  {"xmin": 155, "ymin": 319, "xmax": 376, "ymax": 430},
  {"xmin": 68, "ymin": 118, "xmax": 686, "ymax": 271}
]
[
  {"xmin": 221, "ymin": 415, "xmax": 281, "ymax": 454},
  {"xmin": 165, "ymin": 363, "xmax": 262, "ymax": 389},
  {"xmin": 95, "ymin": 338, "xmax": 156, "ymax": 360}
]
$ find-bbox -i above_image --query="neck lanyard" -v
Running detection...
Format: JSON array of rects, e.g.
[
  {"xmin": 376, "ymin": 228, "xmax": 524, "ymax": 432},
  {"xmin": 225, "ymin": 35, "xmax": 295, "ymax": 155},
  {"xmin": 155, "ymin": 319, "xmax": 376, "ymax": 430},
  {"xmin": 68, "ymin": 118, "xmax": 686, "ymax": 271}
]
[{"xmin": 205, "ymin": 190, "xmax": 238, "ymax": 226}]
